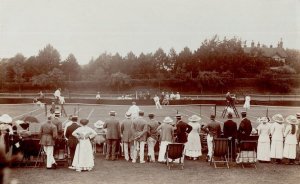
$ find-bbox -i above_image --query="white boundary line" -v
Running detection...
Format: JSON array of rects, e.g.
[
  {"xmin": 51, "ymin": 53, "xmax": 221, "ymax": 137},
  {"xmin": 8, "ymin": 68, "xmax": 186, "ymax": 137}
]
[
  {"xmin": 12, "ymin": 108, "xmax": 41, "ymax": 119},
  {"xmin": 87, "ymin": 108, "xmax": 94, "ymax": 119}
]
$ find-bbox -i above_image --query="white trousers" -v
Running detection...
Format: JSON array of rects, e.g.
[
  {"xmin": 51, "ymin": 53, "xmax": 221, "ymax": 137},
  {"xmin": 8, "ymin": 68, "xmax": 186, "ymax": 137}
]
[
  {"xmin": 147, "ymin": 137, "xmax": 157, "ymax": 162},
  {"xmin": 133, "ymin": 141, "xmax": 146, "ymax": 162},
  {"xmin": 207, "ymin": 134, "xmax": 213, "ymax": 159},
  {"xmin": 43, "ymin": 146, "xmax": 56, "ymax": 168},
  {"xmin": 123, "ymin": 142, "xmax": 134, "ymax": 161},
  {"xmin": 155, "ymin": 102, "xmax": 162, "ymax": 109},
  {"xmin": 158, "ymin": 141, "xmax": 171, "ymax": 162}
]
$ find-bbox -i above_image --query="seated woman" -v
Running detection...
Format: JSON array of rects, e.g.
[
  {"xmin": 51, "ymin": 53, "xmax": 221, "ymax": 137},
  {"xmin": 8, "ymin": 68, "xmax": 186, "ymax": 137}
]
[
  {"xmin": 93, "ymin": 120, "xmax": 106, "ymax": 152},
  {"xmin": 72, "ymin": 119, "xmax": 97, "ymax": 172}
]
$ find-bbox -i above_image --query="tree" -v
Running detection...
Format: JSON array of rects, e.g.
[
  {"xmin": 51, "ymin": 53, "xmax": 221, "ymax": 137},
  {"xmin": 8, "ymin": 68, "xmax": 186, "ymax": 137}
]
[
  {"xmin": 61, "ymin": 54, "xmax": 81, "ymax": 80},
  {"xmin": 47, "ymin": 68, "xmax": 65, "ymax": 88},
  {"xmin": 153, "ymin": 48, "xmax": 170, "ymax": 74},
  {"xmin": 36, "ymin": 44, "xmax": 61, "ymax": 74},
  {"xmin": 31, "ymin": 74, "xmax": 49, "ymax": 88},
  {"xmin": 7, "ymin": 54, "xmax": 26, "ymax": 92},
  {"xmin": 109, "ymin": 72, "xmax": 131, "ymax": 92},
  {"xmin": 0, "ymin": 61, "xmax": 7, "ymax": 90}
]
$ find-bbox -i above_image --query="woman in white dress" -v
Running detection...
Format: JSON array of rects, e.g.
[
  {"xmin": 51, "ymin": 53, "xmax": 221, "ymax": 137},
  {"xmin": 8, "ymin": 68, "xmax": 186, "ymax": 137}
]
[
  {"xmin": 185, "ymin": 115, "xmax": 202, "ymax": 160},
  {"xmin": 243, "ymin": 96, "xmax": 251, "ymax": 110},
  {"xmin": 72, "ymin": 119, "xmax": 97, "ymax": 172},
  {"xmin": 256, "ymin": 117, "xmax": 271, "ymax": 162},
  {"xmin": 270, "ymin": 114, "xmax": 285, "ymax": 164},
  {"xmin": 283, "ymin": 115, "xmax": 299, "ymax": 165}
]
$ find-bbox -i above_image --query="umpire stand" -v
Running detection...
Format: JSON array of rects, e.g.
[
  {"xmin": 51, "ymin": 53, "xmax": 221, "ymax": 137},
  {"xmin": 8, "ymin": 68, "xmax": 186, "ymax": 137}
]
[{"xmin": 222, "ymin": 98, "xmax": 239, "ymax": 118}]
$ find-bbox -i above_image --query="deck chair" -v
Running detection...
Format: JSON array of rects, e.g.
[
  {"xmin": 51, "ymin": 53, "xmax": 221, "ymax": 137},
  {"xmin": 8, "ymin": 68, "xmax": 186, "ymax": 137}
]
[
  {"xmin": 210, "ymin": 138, "xmax": 230, "ymax": 169},
  {"xmin": 54, "ymin": 138, "xmax": 70, "ymax": 166},
  {"xmin": 237, "ymin": 140, "xmax": 257, "ymax": 169},
  {"xmin": 21, "ymin": 138, "xmax": 45, "ymax": 167},
  {"xmin": 165, "ymin": 143, "xmax": 185, "ymax": 170}
]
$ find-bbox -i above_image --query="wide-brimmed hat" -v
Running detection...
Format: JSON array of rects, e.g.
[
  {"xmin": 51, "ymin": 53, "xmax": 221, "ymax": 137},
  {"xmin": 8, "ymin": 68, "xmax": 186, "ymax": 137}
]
[
  {"xmin": 188, "ymin": 115, "xmax": 201, "ymax": 122},
  {"xmin": 286, "ymin": 115, "xmax": 299, "ymax": 125},
  {"xmin": 80, "ymin": 119, "xmax": 89, "ymax": 126},
  {"xmin": 272, "ymin": 114, "xmax": 284, "ymax": 123},
  {"xmin": 163, "ymin": 116, "xmax": 173, "ymax": 124},
  {"xmin": 0, "ymin": 114, "xmax": 13, "ymax": 124},
  {"xmin": 125, "ymin": 112, "xmax": 131, "ymax": 118},
  {"xmin": 94, "ymin": 120, "xmax": 105, "ymax": 128}
]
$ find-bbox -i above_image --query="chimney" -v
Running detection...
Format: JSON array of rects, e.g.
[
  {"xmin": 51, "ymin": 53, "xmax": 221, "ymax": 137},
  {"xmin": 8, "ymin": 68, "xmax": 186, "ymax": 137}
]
[
  {"xmin": 251, "ymin": 40, "xmax": 254, "ymax": 48},
  {"xmin": 257, "ymin": 42, "xmax": 260, "ymax": 48},
  {"xmin": 279, "ymin": 38, "xmax": 283, "ymax": 48}
]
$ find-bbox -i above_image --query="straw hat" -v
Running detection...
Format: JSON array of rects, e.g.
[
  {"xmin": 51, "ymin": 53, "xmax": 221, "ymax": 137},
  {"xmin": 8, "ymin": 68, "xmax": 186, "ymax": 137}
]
[
  {"xmin": 163, "ymin": 116, "xmax": 173, "ymax": 124},
  {"xmin": 109, "ymin": 111, "xmax": 116, "ymax": 116},
  {"xmin": 94, "ymin": 120, "xmax": 105, "ymax": 128},
  {"xmin": 286, "ymin": 115, "xmax": 299, "ymax": 125},
  {"xmin": 0, "ymin": 114, "xmax": 12, "ymax": 124},
  {"xmin": 296, "ymin": 113, "xmax": 300, "ymax": 119},
  {"xmin": 272, "ymin": 114, "xmax": 284, "ymax": 123},
  {"xmin": 125, "ymin": 111, "xmax": 131, "ymax": 118},
  {"xmin": 188, "ymin": 115, "xmax": 201, "ymax": 122},
  {"xmin": 80, "ymin": 119, "xmax": 89, "ymax": 126}
]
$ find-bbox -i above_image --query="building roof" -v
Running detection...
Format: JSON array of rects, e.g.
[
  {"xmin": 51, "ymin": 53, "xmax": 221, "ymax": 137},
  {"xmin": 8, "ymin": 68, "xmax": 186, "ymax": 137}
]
[{"xmin": 243, "ymin": 47, "xmax": 287, "ymax": 58}]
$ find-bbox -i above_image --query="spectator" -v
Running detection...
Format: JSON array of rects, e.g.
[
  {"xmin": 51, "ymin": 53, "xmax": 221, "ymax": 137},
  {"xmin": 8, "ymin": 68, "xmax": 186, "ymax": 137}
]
[{"xmin": 175, "ymin": 92, "xmax": 181, "ymax": 100}]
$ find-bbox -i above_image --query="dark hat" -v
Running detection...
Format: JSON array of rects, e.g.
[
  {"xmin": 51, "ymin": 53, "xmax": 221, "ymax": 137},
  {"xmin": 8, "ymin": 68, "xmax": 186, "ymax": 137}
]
[
  {"xmin": 80, "ymin": 119, "xmax": 89, "ymax": 126},
  {"xmin": 71, "ymin": 116, "xmax": 78, "ymax": 121},
  {"xmin": 210, "ymin": 115, "xmax": 215, "ymax": 120},
  {"xmin": 227, "ymin": 113, "xmax": 233, "ymax": 119},
  {"xmin": 148, "ymin": 113, "xmax": 155, "ymax": 118},
  {"xmin": 139, "ymin": 110, "xmax": 144, "ymax": 116}
]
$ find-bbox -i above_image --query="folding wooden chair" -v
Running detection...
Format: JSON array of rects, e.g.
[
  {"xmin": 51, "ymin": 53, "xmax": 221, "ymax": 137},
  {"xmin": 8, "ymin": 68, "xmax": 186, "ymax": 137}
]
[
  {"xmin": 21, "ymin": 138, "xmax": 45, "ymax": 167},
  {"xmin": 237, "ymin": 140, "xmax": 257, "ymax": 169},
  {"xmin": 165, "ymin": 143, "xmax": 185, "ymax": 170},
  {"xmin": 210, "ymin": 138, "xmax": 230, "ymax": 169}
]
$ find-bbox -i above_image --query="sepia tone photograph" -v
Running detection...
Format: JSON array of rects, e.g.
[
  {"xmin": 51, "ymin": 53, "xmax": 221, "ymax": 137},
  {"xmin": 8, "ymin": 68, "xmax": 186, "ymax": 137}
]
[{"xmin": 0, "ymin": 0, "xmax": 299, "ymax": 183}]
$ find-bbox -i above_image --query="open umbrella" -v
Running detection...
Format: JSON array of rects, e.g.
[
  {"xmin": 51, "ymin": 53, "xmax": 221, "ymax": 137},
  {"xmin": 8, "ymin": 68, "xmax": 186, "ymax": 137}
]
[{"xmin": 22, "ymin": 116, "xmax": 39, "ymax": 123}]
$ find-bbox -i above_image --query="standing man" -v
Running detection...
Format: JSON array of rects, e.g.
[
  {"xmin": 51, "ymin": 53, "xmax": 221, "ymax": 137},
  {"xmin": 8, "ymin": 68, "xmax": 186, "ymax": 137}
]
[
  {"xmin": 238, "ymin": 111, "xmax": 252, "ymax": 141},
  {"xmin": 52, "ymin": 115, "xmax": 63, "ymax": 138},
  {"xmin": 132, "ymin": 111, "xmax": 148, "ymax": 163},
  {"xmin": 120, "ymin": 112, "xmax": 134, "ymax": 161},
  {"xmin": 175, "ymin": 114, "xmax": 192, "ymax": 143},
  {"xmin": 103, "ymin": 111, "xmax": 120, "ymax": 161},
  {"xmin": 175, "ymin": 92, "xmax": 181, "ymax": 100},
  {"xmin": 223, "ymin": 112, "xmax": 238, "ymax": 159},
  {"xmin": 147, "ymin": 113, "xmax": 160, "ymax": 162},
  {"xmin": 202, "ymin": 115, "xmax": 221, "ymax": 162},
  {"xmin": 96, "ymin": 92, "xmax": 101, "ymax": 101},
  {"xmin": 65, "ymin": 116, "xmax": 80, "ymax": 169},
  {"xmin": 153, "ymin": 94, "xmax": 162, "ymax": 109},
  {"xmin": 40, "ymin": 115, "xmax": 58, "ymax": 169},
  {"xmin": 127, "ymin": 102, "xmax": 140, "ymax": 120}
]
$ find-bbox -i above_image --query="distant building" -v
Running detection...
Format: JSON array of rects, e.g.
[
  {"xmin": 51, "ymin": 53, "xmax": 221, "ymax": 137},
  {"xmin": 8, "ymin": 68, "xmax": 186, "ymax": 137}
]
[{"xmin": 243, "ymin": 39, "xmax": 287, "ymax": 63}]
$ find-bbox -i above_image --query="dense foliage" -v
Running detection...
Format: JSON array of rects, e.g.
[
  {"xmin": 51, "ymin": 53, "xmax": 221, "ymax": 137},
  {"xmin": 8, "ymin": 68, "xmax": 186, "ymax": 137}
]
[{"xmin": 0, "ymin": 36, "xmax": 299, "ymax": 92}]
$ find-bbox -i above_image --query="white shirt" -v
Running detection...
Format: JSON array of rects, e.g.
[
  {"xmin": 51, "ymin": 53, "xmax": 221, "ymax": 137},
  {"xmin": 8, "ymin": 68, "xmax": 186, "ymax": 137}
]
[
  {"xmin": 59, "ymin": 96, "xmax": 65, "ymax": 104},
  {"xmin": 96, "ymin": 94, "xmax": 101, "ymax": 100},
  {"xmin": 128, "ymin": 105, "xmax": 140, "ymax": 119},
  {"xmin": 153, "ymin": 96, "xmax": 160, "ymax": 103},
  {"xmin": 175, "ymin": 93, "xmax": 180, "ymax": 100},
  {"xmin": 54, "ymin": 89, "xmax": 61, "ymax": 98}
]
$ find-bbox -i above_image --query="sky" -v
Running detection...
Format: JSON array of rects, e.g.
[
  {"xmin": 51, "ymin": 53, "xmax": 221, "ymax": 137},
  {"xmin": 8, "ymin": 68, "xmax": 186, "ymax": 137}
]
[{"xmin": 0, "ymin": 0, "xmax": 299, "ymax": 65}]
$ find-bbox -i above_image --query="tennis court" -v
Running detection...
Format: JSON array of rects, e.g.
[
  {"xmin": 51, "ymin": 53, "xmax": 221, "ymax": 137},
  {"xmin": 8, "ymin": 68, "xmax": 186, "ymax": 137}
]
[{"xmin": 1, "ymin": 103, "xmax": 299, "ymax": 131}]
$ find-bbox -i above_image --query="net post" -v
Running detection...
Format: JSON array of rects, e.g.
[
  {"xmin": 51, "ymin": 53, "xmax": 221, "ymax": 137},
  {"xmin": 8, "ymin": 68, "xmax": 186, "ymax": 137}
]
[
  {"xmin": 214, "ymin": 104, "xmax": 217, "ymax": 117},
  {"xmin": 44, "ymin": 103, "xmax": 47, "ymax": 117},
  {"xmin": 77, "ymin": 103, "xmax": 79, "ymax": 117}
]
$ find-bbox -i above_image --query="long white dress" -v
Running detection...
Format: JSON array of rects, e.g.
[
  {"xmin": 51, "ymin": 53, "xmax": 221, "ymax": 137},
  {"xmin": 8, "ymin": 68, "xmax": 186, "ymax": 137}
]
[
  {"xmin": 185, "ymin": 122, "xmax": 202, "ymax": 158},
  {"xmin": 243, "ymin": 96, "xmax": 251, "ymax": 110},
  {"xmin": 270, "ymin": 122, "xmax": 284, "ymax": 159},
  {"xmin": 283, "ymin": 125, "xmax": 298, "ymax": 159},
  {"xmin": 257, "ymin": 123, "xmax": 271, "ymax": 161},
  {"xmin": 72, "ymin": 126, "xmax": 97, "ymax": 171}
]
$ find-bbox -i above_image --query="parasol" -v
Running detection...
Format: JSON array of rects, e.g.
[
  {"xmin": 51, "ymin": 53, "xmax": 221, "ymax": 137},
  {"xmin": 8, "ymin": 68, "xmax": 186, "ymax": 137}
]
[{"xmin": 22, "ymin": 116, "xmax": 39, "ymax": 123}]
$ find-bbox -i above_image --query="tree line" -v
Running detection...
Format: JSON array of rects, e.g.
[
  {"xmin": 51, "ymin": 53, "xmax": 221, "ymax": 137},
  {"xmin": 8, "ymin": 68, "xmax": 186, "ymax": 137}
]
[{"xmin": 0, "ymin": 35, "xmax": 299, "ymax": 92}]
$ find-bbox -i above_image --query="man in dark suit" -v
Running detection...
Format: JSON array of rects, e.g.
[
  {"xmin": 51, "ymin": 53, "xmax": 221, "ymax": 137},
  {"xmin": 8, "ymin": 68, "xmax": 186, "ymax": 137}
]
[
  {"xmin": 175, "ymin": 114, "xmax": 192, "ymax": 143},
  {"xmin": 65, "ymin": 116, "xmax": 80, "ymax": 169},
  {"xmin": 238, "ymin": 111, "xmax": 252, "ymax": 141},
  {"xmin": 223, "ymin": 113, "xmax": 238, "ymax": 158},
  {"xmin": 103, "ymin": 111, "xmax": 120, "ymax": 161}
]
